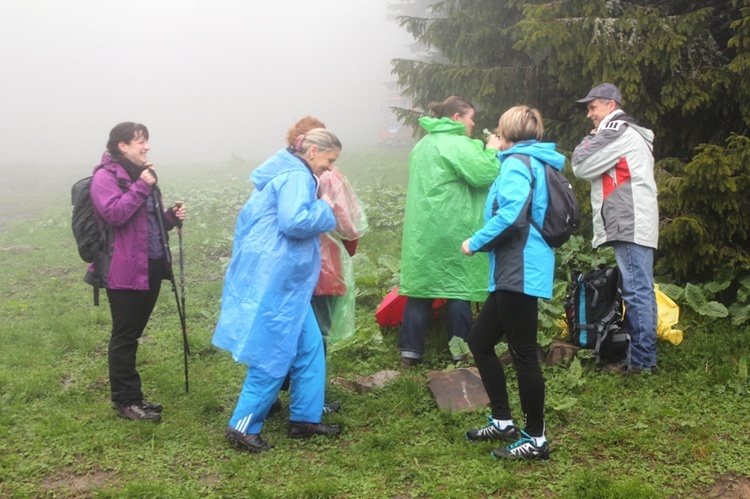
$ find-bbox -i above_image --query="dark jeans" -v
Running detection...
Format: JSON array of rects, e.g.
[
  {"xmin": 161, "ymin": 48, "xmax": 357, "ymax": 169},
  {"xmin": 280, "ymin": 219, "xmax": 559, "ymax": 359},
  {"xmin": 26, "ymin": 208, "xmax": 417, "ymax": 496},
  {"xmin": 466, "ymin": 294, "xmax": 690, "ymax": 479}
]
[
  {"xmin": 107, "ymin": 258, "xmax": 164, "ymax": 403},
  {"xmin": 612, "ymin": 242, "xmax": 658, "ymax": 369},
  {"xmin": 468, "ymin": 290, "xmax": 545, "ymax": 437},
  {"xmin": 399, "ymin": 297, "xmax": 472, "ymax": 359}
]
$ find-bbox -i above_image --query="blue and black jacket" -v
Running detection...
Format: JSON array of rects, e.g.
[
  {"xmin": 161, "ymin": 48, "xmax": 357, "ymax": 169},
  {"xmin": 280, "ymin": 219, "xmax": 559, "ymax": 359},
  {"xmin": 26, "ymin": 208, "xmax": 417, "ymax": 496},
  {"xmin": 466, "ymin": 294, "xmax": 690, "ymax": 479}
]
[{"xmin": 468, "ymin": 140, "xmax": 566, "ymax": 300}]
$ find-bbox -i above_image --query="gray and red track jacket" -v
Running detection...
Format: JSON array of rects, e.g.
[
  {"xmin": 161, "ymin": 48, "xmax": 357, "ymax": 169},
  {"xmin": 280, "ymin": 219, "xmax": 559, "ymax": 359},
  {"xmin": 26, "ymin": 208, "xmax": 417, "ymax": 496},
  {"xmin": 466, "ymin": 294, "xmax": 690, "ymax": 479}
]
[{"xmin": 572, "ymin": 110, "xmax": 658, "ymax": 249}]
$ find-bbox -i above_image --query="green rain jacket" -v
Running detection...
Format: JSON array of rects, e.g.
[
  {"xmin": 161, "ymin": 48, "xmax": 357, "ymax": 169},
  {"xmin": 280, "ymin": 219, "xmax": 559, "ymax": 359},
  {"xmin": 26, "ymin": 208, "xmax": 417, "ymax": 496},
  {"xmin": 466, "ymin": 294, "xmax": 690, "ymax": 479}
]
[{"xmin": 399, "ymin": 116, "xmax": 501, "ymax": 302}]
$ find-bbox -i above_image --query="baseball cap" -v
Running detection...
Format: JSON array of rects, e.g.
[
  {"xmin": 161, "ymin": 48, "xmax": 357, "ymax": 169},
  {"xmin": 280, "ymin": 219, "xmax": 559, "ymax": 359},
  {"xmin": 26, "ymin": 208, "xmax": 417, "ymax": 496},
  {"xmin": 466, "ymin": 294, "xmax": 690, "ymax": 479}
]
[{"xmin": 576, "ymin": 83, "xmax": 622, "ymax": 105}]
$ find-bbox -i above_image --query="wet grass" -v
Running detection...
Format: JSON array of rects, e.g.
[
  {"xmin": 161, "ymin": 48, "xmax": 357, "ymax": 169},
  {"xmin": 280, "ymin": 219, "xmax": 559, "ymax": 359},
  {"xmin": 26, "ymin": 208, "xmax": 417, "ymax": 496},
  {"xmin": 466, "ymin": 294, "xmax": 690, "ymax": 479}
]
[{"xmin": 1, "ymin": 148, "xmax": 749, "ymax": 497}]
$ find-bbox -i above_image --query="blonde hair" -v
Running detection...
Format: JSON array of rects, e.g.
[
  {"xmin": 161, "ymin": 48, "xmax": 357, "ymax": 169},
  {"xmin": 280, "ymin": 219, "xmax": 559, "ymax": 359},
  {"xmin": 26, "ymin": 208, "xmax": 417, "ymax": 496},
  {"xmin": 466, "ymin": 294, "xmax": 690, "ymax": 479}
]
[
  {"xmin": 286, "ymin": 116, "xmax": 325, "ymax": 146},
  {"xmin": 497, "ymin": 105, "xmax": 543, "ymax": 143},
  {"xmin": 294, "ymin": 128, "xmax": 342, "ymax": 155}
]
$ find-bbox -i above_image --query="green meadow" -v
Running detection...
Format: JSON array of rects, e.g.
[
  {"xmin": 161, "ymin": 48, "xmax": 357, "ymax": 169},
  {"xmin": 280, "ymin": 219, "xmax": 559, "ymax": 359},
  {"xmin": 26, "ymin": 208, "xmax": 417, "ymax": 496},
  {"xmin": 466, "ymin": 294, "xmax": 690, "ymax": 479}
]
[{"xmin": 1, "ymin": 148, "xmax": 749, "ymax": 498}]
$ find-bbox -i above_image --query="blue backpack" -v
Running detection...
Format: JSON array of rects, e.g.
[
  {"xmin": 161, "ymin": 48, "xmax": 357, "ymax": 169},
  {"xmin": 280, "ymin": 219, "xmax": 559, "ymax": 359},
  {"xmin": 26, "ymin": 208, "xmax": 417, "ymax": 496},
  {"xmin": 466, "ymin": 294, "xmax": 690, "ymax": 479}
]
[{"xmin": 564, "ymin": 265, "xmax": 631, "ymax": 365}]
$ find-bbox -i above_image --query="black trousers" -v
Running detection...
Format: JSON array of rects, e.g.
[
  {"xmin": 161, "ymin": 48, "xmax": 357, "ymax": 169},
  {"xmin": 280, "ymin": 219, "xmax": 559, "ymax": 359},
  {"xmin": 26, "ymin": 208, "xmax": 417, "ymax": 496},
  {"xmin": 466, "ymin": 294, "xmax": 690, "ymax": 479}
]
[
  {"xmin": 107, "ymin": 258, "xmax": 164, "ymax": 403},
  {"xmin": 468, "ymin": 290, "xmax": 545, "ymax": 437},
  {"xmin": 311, "ymin": 294, "xmax": 335, "ymax": 339}
]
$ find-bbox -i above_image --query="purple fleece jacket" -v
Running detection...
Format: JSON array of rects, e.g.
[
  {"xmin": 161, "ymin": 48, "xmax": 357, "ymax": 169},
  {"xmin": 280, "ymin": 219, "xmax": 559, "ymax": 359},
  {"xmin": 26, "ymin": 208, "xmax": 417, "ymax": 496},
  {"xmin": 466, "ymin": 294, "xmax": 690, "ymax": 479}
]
[{"xmin": 89, "ymin": 153, "xmax": 177, "ymax": 290}]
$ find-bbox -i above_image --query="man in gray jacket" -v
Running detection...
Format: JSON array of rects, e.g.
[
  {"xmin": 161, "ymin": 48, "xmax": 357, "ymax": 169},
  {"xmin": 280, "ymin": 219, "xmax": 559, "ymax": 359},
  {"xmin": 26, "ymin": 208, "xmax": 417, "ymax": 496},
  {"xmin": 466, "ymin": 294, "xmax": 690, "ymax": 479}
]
[{"xmin": 571, "ymin": 83, "xmax": 658, "ymax": 374}]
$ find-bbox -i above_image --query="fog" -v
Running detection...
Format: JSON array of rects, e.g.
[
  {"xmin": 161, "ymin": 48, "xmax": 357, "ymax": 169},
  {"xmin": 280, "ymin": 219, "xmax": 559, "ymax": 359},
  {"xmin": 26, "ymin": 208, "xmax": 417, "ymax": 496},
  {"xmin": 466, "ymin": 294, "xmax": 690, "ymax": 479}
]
[{"xmin": 0, "ymin": 0, "xmax": 413, "ymax": 167}]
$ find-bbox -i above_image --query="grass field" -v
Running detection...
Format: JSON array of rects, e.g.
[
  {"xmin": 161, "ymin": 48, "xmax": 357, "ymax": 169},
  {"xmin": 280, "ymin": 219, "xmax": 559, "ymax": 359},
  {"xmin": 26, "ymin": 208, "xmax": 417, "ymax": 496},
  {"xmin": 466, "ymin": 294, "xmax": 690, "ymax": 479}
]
[{"xmin": 1, "ymin": 147, "xmax": 749, "ymax": 498}]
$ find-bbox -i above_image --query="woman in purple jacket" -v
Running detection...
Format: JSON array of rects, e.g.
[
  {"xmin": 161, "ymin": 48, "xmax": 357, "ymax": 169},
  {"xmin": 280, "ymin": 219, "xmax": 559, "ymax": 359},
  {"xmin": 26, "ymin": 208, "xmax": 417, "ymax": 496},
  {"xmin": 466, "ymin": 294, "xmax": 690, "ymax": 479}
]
[{"xmin": 89, "ymin": 122, "xmax": 186, "ymax": 422}]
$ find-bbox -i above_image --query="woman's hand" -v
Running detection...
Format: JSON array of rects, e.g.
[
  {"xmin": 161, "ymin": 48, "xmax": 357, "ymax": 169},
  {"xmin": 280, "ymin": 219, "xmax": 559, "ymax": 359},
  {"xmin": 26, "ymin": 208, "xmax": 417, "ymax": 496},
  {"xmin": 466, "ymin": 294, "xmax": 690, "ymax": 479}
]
[
  {"xmin": 140, "ymin": 167, "xmax": 157, "ymax": 186},
  {"xmin": 486, "ymin": 134, "xmax": 502, "ymax": 151},
  {"xmin": 173, "ymin": 202, "xmax": 186, "ymax": 221},
  {"xmin": 461, "ymin": 238, "xmax": 474, "ymax": 256}
]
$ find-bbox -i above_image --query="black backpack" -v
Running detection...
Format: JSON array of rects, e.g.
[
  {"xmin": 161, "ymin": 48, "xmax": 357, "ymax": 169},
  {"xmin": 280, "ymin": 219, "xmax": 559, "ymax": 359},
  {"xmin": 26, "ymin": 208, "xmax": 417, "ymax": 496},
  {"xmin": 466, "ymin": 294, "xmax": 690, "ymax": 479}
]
[
  {"xmin": 71, "ymin": 170, "xmax": 115, "ymax": 306},
  {"xmin": 71, "ymin": 176, "xmax": 100, "ymax": 264},
  {"xmin": 511, "ymin": 154, "xmax": 580, "ymax": 248},
  {"xmin": 564, "ymin": 264, "xmax": 631, "ymax": 365}
]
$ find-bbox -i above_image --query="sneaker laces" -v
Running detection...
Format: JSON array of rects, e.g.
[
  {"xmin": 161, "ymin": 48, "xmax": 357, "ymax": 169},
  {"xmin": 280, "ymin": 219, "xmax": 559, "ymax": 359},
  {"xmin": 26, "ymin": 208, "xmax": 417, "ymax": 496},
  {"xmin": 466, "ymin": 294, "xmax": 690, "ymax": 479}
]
[
  {"xmin": 506, "ymin": 431, "xmax": 540, "ymax": 454},
  {"xmin": 475, "ymin": 416, "xmax": 501, "ymax": 437}
]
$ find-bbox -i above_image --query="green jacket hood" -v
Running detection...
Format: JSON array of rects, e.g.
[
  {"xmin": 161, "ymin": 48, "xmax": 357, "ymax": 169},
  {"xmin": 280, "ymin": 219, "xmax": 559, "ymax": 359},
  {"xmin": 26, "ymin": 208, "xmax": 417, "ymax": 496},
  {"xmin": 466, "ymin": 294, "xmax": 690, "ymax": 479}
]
[{"xmin": 419, "ymin": 116, "xmax": 467, "ymax": 135}]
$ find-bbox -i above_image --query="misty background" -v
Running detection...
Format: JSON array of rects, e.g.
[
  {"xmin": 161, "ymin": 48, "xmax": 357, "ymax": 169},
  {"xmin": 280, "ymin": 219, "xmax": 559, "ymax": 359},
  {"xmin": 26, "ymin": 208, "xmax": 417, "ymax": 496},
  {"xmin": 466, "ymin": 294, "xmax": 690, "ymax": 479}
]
[{"xmin": 0, "ymin": 0, "xmax": 413, "ymax": 168}]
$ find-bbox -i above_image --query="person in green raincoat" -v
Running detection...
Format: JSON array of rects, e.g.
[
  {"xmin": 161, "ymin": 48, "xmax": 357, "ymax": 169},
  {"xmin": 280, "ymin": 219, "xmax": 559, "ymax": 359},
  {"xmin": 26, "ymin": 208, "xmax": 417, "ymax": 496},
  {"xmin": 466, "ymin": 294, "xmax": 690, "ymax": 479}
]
[{"xmin": 399, "ymin": 96, "xmax": 502, "ymax": 366}]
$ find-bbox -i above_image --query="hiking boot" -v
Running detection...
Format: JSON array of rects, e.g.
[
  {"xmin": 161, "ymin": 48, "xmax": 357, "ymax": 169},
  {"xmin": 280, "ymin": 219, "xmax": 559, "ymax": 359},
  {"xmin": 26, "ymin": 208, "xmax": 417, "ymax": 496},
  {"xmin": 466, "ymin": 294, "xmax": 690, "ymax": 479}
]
[
  {"xmin": 466, "ymin": 416, "xmax": 519, "ymax": 443},
  {"xmin": 491, "ymin": 431, "xmax": 550, "ymax": 461},
  {"xmin": 114, "ymin": 401, "xmax": 161, "ymax": 422},
  {"xmin": 225, "ymin": 426, "xmax": 273, "ymax": 453},
  {"xmin": 288, "ymin": 421, "xmax": 342, "ymax": 439},
  {"xmin": 601, "ymin": 360, "xmax": 629, "ymax": 375},
  {"xmin": 323, "ymin": 401, "xmax": 341, "ymax": 415},
  {"xmin": 401, "ymin": 357, "xmax": 421, "ymax": 368},
  {"xmin": 112, "ymin": 399, "xmax": 163, "ymax": 414},
  {"xmin": 141, "ymin": 399, "xmax": 163, "ymax": 413}
]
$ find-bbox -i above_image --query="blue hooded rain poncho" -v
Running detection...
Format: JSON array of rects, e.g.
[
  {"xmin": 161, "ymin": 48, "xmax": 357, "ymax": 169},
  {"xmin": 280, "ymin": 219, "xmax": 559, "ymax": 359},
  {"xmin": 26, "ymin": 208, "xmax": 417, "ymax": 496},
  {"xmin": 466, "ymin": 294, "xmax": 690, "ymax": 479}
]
[{"xmin": 212, "ymin": 149, "xmax": 336, "ymax": 378}]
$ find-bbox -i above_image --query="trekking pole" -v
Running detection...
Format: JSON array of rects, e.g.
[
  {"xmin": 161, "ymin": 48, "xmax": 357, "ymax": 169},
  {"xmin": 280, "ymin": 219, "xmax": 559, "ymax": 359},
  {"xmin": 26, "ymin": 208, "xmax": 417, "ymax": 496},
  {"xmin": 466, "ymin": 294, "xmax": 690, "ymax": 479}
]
[
  {"xmin": 151, "ymin": 180, "xmax": 190, "ymax": 393},
  {"xmin": 173, "ymin": 200, "xmax": 188, "ymax": 391},
  {"xmin": 174, "ymin": 201, "xmax": 186, "ymax": 323}
]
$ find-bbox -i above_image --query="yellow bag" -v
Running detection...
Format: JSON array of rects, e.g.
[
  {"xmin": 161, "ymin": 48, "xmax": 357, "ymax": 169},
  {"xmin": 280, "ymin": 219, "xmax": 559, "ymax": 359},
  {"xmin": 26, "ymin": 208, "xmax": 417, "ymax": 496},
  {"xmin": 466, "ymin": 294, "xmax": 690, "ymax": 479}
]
[{"xmin": 656, "ymin": 285, "xmax": 683, "ymax": 346}]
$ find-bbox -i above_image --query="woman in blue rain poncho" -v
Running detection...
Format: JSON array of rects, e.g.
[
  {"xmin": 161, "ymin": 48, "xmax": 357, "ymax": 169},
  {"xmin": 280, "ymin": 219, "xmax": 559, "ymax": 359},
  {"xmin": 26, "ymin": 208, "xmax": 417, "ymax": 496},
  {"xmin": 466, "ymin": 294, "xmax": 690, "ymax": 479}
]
[{"xmin": 213, "ymin": 128, "xmax": 343, "ymax": 453}]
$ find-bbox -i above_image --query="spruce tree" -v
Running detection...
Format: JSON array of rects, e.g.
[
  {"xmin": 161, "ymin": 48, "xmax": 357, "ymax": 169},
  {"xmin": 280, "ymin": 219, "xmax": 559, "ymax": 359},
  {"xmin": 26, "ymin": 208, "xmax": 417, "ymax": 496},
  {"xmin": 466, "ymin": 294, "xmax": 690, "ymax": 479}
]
[{"xmin": 390, "ymin": 0, "xmax": 750, "ymax": 285}]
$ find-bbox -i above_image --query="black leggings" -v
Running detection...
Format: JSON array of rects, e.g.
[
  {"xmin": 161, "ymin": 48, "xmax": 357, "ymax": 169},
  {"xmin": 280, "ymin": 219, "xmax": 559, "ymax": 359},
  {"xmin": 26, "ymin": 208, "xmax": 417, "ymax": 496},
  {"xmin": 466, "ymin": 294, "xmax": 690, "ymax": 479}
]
[
  {"xmin": 468, "ymin": 290, "xmax": 545, "ymax": 437},
  {"xmin": 106, "ymin": 258, "xmax": 164, "ymax": 403}
]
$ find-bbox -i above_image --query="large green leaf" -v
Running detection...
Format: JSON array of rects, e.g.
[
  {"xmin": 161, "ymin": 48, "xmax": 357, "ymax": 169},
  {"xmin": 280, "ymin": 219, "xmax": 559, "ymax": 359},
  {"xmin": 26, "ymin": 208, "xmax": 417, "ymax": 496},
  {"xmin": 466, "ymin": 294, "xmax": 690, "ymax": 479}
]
[
  {"xmin": 685, "ymin": 283, "xmax": 729, "ymax": 318},
  {"xmin": 729, "ymin": 302, "xmax": 750, "ymax": 325}
]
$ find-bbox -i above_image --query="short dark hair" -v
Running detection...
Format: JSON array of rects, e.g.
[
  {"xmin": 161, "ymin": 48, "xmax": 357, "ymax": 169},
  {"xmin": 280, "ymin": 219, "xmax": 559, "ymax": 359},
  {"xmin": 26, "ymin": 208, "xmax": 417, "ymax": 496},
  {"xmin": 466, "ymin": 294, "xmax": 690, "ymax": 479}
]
[{"xmin": 106, "ymin": 122, "xmax": 149, "ymax": 157}]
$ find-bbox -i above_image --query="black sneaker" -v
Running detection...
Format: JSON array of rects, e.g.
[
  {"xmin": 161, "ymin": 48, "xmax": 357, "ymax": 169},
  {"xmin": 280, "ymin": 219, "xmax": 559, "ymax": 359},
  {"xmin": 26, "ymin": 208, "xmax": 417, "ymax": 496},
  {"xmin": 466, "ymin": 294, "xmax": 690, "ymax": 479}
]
[
  {"xmin": 466, "ymin": 416, "xmax": 519, "ymax": 442},
  {"xmin": 491, "ymin": 431, "xmax": 550, "ymax": 461},
  {"xmin": 323, "ymin": 401, "xmax": 341, "ymax": 415},
  {"xmin": 225, "ymin": 426, "xmax": 273, "ymax": 453},
  {"xmin": 114, "ymin": 401, "xmax": 161, "ymax": 422},
  {"xmin": 288, "ymin": 421, "xmax": 342, "ymax": 439}
]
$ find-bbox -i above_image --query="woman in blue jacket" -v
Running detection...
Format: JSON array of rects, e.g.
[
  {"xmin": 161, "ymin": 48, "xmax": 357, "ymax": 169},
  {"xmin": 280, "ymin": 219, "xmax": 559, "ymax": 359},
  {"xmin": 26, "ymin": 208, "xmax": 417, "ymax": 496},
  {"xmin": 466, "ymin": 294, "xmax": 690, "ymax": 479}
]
[
  {"xmin": 213, "ymin": 128, "xmax": 342, "ymax": 452},
  {"xmin": 461, "ymin": 106, "xmax": 565, "ymax": 461}
]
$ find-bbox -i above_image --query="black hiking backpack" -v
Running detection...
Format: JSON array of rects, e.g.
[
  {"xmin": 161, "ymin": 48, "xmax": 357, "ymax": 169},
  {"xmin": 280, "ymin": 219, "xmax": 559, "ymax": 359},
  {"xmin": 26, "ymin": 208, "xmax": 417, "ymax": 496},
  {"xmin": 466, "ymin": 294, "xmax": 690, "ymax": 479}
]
[
  {"xmin": 564, "ymin": 264, "xmax": 631, "ymax": 365},
  {"xmin": 71, "ymin": 176, "xmax": 100, "ymax": 264},
  {"xmin": 71, "ymin": 171, "xmax": 115, "ymax": 306},
  {"xmin": 511, "ymin": 154, "xmax": 580, "ymax": 248}
]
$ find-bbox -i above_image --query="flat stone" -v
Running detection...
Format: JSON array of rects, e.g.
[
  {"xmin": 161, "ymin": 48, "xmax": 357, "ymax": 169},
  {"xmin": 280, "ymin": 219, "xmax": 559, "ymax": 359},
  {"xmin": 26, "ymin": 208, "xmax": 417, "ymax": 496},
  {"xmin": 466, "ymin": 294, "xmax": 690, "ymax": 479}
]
[
  {"xmin": 330, "ymin": 370, "xmax": 401, "ymax": 394},
  {"xmin": 425, "ymin": 367, "xmax": 489, "ymax": 412},
  {"xmin": 498, "ymin": 343, "xmax": 546, "ymax": 365},
  {"xmin": 545, "ymin": 339, "xmax": 581, "ymax": 366}
]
